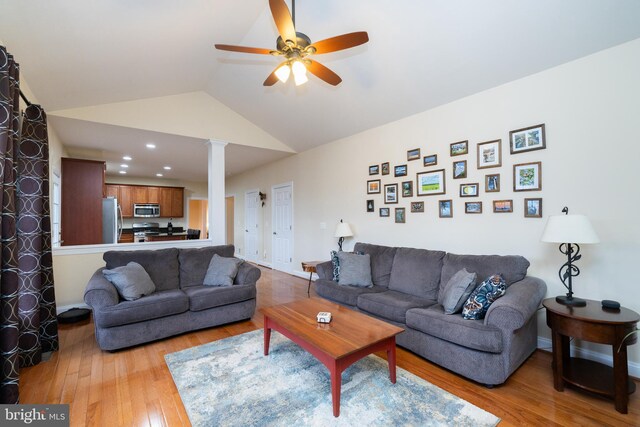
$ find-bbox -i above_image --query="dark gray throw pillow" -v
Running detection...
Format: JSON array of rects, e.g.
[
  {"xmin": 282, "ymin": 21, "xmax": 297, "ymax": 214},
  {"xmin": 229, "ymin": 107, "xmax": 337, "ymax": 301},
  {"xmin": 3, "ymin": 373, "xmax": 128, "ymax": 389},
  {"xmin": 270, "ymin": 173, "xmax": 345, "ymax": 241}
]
[
  {"xmin": 102, "ymin": 261, "xmax": 156, "ymax": 301},
  {"xmin": 203, "ymin": 254, "xmax": 244, "ymax": 287},
  {"xmin": 440, "ymin": 268, "xmax": 477, "ymax": 315},
  {"xmin": 337, "ymin": 252, "xmax": 373, "ymax": 288}
]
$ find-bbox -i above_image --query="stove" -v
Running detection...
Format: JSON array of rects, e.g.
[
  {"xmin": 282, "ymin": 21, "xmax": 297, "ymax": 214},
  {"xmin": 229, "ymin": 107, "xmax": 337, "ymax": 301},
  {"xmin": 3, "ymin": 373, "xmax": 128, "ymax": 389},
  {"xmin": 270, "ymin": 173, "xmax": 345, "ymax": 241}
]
[{"xmin": 132, "ymin": 222, "xmax": 160, "ymax": 242}]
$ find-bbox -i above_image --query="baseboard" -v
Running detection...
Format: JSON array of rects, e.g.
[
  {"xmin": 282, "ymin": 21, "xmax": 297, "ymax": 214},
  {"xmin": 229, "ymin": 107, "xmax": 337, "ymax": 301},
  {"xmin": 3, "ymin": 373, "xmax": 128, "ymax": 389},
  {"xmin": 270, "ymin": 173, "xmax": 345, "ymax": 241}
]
[
  {"xmin": 255, "ymin": 260, "xmax": 272, "ymax": 269},
  {"xmin": 537, "ymin": 336, "xmax": 640, "ymax": 378},
  {"xmin": 56, "ymin": 303, "xmax": 90, "ymax": 315}
]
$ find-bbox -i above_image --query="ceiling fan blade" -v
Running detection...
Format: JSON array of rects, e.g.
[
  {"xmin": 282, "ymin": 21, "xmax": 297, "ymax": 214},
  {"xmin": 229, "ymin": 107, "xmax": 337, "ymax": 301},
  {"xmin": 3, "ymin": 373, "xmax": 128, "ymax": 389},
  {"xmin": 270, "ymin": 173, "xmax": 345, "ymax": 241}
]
[
  {"xmin": 307, "ymin": 60, "xmax": 342, "ymax": 86},
  {"xmin": 269, "ymin": 0, "xmax": 296, "ymax": 43},
  {"xmin": 215, "ymin": 44, "xmax": 275, "ymax": 55},
  {"xmin": 310, "ymin": 31, "xmax": 369, "ymax": 54}
]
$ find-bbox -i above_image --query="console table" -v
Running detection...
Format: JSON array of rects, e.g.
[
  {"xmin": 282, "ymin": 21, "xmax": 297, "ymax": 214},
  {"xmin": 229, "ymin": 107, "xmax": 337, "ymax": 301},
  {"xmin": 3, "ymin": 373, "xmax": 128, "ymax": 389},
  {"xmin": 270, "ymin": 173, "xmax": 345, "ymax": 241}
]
[{"xmin": 543, "ymin": 298, "xmax": 639, "ymax": 413}]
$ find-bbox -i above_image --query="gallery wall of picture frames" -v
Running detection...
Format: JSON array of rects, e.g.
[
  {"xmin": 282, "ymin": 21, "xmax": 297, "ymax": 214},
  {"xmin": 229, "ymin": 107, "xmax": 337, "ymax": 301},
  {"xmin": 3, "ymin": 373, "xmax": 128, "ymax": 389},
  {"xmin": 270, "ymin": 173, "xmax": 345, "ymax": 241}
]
[{"xmin": 365, "ymin": 123, "xmax": 546, "ymax": 222}]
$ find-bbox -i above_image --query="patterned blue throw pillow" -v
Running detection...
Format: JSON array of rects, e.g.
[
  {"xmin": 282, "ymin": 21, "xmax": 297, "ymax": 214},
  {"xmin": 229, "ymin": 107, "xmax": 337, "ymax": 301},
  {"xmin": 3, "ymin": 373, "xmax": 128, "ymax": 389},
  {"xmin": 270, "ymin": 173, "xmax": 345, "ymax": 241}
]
[{"xmin": 462, "ymin": 274, "xmax": 506, "ymax": 320}]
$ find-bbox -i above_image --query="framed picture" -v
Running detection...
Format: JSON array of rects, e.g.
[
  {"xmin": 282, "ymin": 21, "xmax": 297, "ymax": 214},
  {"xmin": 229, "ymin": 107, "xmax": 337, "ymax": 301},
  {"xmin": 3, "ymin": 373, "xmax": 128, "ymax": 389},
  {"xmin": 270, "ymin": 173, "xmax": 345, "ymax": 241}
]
[
  {"xmin": 411, "ymin": 201, "xmax": 424, "ymax": 213},
  {"xmin": 369, "ymin": 164, "xmax": 379, "ymax": 175},
  {"xmin": 453, "ymin": 160, "xmax": 467, "ymax": 179},
  {"xmin": 439, "ymin": 200, "xmax": 453, "ymax": 218},
  {"xmin": 395, "ymin": 207, "xmax": 406, "ymax": 223},
  {"xmin": 493, "ymin": 199, "xmax": 513, "ymax": 213},
  {"xmin": 381, "ymin": 162, "xmax": 390, "ymax": 175},
  {"xmin": 513, "ymin": 161, "xmax": 542, "ymax": 191},
  {"xmin": 465, "ymin": 202, "xmax": 483, "ymax": 214},
  {"xmin": 384, "ymin": 183, "xmax": 398, "ymax": 204},
  {"xmin": 510, "ymin": 124, "xmax": 546, "ymax": 154},
  {"xmin": 366, "ymin": 199, "xmax": 374, "ymax": 212},
  {"xmin": 423, "ymin": 154, "xmax": 437, "ymax": 167},
  {"xmin": 524, "ymin": 198, "xmax": 542, "ymax": 218},
  {"xmin": 380, "ymin": 207, "xmax": 390, "ymax": 217},
  {"xmin": 367, "ymin": 179, "xmax": 381, "ymax": 194},
  {"xmin": 485, "ymin": 174, "xmax": 500, "ymax": 192},
  {"xmin": 459, "ymin": 183, "xmax": 479, "ymax": 197},
  {"xmin": 394, "ymin": 164, "xmax": 407, "ymax": 177},
  {"xmin": 477, "ymin": 139, "xmax": 502, "ymax": 169},
  {"xmin": 401, "ymin": 181, "xmax": 413, "ymax": 197},
  {"xmin": 416, "ymin": 169, "xmax": 446, "ymax": 196},
  {"xmin": 407, "ymin": 148, "xmax": 421, "ymax": 161},
  {"xmin": 450, "ymin": 140, "xmax": 468, "ymax": 156}
]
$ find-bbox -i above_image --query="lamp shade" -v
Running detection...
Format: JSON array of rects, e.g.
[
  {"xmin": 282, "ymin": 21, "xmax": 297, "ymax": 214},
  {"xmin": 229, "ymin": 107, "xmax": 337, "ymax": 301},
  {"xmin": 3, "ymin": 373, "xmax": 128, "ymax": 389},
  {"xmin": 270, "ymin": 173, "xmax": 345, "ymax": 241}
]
[
  {"xmin": 540, "ymin": 214, "xmax": 599, "ymax": 244},
  {"xmin": 335, "ymin": 222, "xmax": 353, "ymax": 238}
]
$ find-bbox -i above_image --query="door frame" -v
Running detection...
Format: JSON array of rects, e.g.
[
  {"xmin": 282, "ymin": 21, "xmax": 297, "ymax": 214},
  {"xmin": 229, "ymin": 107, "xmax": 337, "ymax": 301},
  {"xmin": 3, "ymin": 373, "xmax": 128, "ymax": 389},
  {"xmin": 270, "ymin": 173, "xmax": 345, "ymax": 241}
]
[{"xmin": 271, "ymin": 181, "xmax": 294, "ymax": 273}]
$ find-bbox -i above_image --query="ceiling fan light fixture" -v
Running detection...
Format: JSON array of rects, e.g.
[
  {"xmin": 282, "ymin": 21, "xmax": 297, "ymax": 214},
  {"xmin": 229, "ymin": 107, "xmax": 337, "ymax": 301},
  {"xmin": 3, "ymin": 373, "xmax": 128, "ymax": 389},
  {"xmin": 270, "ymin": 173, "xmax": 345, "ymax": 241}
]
[
  {"xmin": 275, "ymin": 63, "xmax": 291, "ymax": 83},
  {"xmin": 292, "ymin": 60, "xmax": 308, "ymax": 86}
]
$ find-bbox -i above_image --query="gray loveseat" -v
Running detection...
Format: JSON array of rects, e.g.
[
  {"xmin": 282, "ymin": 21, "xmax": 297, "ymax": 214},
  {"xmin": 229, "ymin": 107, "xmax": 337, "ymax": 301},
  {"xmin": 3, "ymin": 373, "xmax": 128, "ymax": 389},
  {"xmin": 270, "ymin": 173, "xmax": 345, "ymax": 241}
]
[
  {"xmin": 316, "ymin": 242, "xmax": 546, "ymax": 385},
  {"xmin": 84, "ymin": 245, "xmax": 260, "ymax": 350}
]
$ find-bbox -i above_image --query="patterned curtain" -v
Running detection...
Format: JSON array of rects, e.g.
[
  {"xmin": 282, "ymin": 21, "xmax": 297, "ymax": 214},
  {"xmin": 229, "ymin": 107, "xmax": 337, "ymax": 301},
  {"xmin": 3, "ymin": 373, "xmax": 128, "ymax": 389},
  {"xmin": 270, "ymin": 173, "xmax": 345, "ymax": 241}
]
[{"xmin": 0, "ymin": 46, "xmax": 58, "ymax": 404}]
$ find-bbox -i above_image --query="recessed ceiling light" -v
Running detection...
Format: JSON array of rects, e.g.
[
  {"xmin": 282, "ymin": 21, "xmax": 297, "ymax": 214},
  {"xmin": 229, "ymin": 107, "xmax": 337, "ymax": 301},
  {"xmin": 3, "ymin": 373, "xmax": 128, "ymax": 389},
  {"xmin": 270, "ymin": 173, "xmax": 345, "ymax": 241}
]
[
  {"xmin": 163, "ymin": 166, "xmax": 171, "ymax": 170},
  {"xmin": 122, "ymin": 156, "xmax": 132, "ymax": 161},
  {"xmin": 146, "ymin": 143, "xmax": 156, "ymax": 149},
  {"xmin": 119, "ymin": 171, "xmax": 127, "ymax": 174},
  {"xmin": 120, "ymin": 164, "xmax": 129, "ymax": 168},
  {"xmin": 156, "ymin": 173, "xmax": 163, "ymax": 177}
]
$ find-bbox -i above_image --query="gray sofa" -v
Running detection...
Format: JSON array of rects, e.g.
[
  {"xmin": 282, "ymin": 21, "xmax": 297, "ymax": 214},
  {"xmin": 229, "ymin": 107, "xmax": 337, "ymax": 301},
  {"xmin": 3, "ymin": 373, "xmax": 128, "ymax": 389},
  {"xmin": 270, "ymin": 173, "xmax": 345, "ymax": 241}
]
[
  {"xmin": 315, "ymin": 242, "xmax": 546, "ymax": 385},
  {"xmin": 84, "ymin": 245, "xmax": 260, "ymax": 351}
]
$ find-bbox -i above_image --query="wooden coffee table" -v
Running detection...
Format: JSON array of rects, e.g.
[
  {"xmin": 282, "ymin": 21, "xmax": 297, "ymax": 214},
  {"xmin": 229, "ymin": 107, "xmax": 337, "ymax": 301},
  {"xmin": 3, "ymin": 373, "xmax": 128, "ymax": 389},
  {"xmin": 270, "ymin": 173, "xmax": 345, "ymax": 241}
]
[{"xmin": 262, "ymin": 298, "xmax": 404, "ymax": 417}]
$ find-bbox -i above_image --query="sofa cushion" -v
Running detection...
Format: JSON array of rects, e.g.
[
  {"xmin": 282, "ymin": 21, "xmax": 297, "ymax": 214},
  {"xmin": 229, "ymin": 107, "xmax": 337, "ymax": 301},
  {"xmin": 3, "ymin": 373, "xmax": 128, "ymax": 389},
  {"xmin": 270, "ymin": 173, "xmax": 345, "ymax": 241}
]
[
  {"xmin": 183, "ymin": 284, "xmax": 256, "ymax": 312},
  {"xmin": 438, "ymin": 268, "xmax": 477, "ymax": 315},
  {"xmin": 388, "ymin": 247, "xmax": 446, "ymax": 299},
  {"xmin": 104, "ymin": 248, "xmax": 180, "ymax": 292},
  {"xmin": 353, "ymin": 243, "xmax": 398, "ymax": 288},
  {"xmin": 438, "ymin": 253, "xmax": 529, "ymax": 296},
  {"xmin": 203, "ymin": 254, "xmax": 243, "ymax": 287},
  {"xmin": 406, "ymin": 306, "xmax": 503, "ymax": 353},
  {"xmin": 178, "ymin": 245, "xmax": 235, "ymax": 288},
  {"xmin": 337, "ymin": 252, "xmax": 373, "ymax": 287},
  {"xmin": 462, "ymin": 274, "xmax": 507, "ymax": 320},
  {"xmin": 94, "ymin": 289, "xmax": 189, "ymax": 328},
  {"xmin": 357, "ymin": 290, "xmax": 436, "ymax": 323},
  {"xmin": 102, "ymin": 262, "xmax": 156, "ymax": 301},
  {"xmin": 315, "ymin": 279, "xmax": 386, "ymax": 307}
]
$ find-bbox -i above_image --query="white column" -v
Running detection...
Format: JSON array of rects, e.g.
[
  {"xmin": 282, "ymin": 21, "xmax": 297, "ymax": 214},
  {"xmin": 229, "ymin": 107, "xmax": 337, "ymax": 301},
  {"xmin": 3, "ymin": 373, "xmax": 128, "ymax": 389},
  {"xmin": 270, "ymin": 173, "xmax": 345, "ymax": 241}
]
[{"xmin": 208, "ymin": 139, "xmax": 228, "ymax": 244}]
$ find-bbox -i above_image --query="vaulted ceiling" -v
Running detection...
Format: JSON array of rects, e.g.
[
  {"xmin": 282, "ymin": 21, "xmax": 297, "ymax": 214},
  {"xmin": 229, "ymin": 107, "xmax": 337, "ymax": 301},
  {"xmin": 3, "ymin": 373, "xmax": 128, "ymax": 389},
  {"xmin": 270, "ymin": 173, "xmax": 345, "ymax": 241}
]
[{"xmin": 2, "ymin": 0, "xmax": 640, "ymax": 180}]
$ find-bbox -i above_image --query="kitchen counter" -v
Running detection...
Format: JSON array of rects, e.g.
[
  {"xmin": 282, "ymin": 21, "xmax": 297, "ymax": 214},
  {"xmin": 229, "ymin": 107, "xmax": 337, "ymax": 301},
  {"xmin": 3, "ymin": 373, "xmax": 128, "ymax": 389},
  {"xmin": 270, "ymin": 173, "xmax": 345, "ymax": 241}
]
[{"xmin": 144, "ymin": 233, "xmax": 187, "ymax": 242}]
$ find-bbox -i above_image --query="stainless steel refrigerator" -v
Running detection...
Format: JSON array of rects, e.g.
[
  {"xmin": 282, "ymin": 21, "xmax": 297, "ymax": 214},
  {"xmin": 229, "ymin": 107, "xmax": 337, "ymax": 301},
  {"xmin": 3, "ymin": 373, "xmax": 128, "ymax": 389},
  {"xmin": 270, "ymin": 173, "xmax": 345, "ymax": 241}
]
[{"xmin": 102, "ymin": 197, "xmax": 123, "ymax": 244}]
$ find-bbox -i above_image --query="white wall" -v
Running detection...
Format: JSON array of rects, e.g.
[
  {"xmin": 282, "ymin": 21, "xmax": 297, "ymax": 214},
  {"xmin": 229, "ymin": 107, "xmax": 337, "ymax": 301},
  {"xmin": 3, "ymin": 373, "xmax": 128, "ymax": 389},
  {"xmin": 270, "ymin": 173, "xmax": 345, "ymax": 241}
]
[{"xmin": 226, "ymin": 39, "xmax": 640, "ymax": 365}]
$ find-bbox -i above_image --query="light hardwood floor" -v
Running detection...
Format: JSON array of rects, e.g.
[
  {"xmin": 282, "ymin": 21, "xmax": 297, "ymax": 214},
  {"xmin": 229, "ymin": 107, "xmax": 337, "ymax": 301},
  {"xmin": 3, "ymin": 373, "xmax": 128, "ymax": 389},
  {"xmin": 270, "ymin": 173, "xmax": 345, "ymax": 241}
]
[{"xmin": 20, "ymin": 265, "xmax": 639, "ymax": 426}]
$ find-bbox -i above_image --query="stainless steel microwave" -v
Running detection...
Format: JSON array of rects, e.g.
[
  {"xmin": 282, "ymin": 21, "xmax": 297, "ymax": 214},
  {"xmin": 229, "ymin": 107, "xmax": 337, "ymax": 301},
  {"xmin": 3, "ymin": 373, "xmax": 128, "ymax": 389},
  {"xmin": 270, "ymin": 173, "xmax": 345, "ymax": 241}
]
[{"xmin": 133, "ymin": 203, "xmax": 160, "ymax": 218}]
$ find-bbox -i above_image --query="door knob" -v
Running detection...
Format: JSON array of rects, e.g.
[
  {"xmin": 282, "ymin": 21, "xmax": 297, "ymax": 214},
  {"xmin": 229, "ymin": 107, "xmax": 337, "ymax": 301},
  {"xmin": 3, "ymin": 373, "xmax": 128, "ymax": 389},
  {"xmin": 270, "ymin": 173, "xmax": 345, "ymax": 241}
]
[{"xmin": 273, "ymin": 232, "xmax": 277, "ymax": 235}]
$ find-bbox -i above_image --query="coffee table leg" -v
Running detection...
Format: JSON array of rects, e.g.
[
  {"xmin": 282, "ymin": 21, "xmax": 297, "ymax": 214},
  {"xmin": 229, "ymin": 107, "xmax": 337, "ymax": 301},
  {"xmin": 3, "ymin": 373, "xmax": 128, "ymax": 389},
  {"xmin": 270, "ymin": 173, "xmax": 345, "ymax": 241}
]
[
  {"xmin": 387, "ymin": 339, "xmax": 397, "ymax": 384},
  {"xmin": 263, "ymin": 315, "xmax": 271, "ymax": 356},
  {"xmin": 330, "ymin": 362, "xmax": 341, "ymax": 417}
]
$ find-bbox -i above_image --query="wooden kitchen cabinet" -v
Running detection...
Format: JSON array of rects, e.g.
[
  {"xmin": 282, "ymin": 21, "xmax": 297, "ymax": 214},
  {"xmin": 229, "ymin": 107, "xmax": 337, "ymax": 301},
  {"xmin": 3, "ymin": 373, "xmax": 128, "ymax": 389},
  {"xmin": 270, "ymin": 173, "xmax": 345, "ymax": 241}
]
[
  {"xmin": 170, "ymin": 187, "xmax": 184, "ymax": 217},
  {"xmin": 105, "ymin": 184, "xmax": 118, "ymax": 199},
  {"xmin": 104, "ymin": 184, "xmax": 183, "ymax": 218},
  {"xmin": 147, "ymin": 187, "xmax": 161, "ymax": 204},
  {"xmin": 132, "ymin": 186, "xmax": 148, "ymax": 204},
  {"xmin": 61, "ymin": 158, "xmax": 105, "ymax": 246},
  {"xmin": 105, "ymin": 184, "xmax": 133, "ymax": 218}
]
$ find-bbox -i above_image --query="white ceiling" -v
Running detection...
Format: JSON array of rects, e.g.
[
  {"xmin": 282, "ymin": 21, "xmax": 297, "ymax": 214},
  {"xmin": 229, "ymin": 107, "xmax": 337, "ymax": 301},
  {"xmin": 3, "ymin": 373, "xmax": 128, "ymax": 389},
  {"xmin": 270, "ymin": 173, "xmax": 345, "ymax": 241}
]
[{"xmin": 2, "ymin": 0, "xmax": 640, "ymax": 179}]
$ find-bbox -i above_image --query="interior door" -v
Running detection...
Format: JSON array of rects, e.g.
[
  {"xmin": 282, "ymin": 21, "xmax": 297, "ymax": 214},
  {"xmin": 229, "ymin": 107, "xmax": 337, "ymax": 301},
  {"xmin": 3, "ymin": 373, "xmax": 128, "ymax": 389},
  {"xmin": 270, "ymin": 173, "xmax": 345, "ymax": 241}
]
[
  {"xmin": 272, "ymin": 183, "xmax": 293, "ymax": 273},
  {"xmin": 244, "ymin": 191, "xmax": 259, "ymax": 262}
]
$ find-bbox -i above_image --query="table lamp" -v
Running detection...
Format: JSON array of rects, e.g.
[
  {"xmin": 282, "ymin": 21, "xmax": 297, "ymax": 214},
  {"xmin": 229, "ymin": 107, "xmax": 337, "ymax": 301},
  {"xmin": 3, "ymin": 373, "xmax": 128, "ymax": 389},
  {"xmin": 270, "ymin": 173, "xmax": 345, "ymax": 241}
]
[
  {"xmin": 334, "ymin": 219, "xmax": 353, "ymax": 251},
  {"xmin": 540, "ymin": 207, "xmax": 599, "ymax": 307}
]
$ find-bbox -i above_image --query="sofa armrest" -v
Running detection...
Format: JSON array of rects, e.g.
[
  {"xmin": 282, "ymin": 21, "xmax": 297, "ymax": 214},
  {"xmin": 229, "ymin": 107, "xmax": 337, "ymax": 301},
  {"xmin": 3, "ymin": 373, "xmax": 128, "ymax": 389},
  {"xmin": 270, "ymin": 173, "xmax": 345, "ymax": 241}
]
[
  {"xmin": 84, "ymin": 268, "xmax": 119, "ymax": 309},
  {"xmin": 234, "ymin": 261, "xmax": 261, "ymax": 286},
  {"xmin": 316, "ymin": 261, "xmax": 333, "ymax": 280},
  {"xmin": 484, "ymin": 276, "xmax": 547, "ymax": 330}
]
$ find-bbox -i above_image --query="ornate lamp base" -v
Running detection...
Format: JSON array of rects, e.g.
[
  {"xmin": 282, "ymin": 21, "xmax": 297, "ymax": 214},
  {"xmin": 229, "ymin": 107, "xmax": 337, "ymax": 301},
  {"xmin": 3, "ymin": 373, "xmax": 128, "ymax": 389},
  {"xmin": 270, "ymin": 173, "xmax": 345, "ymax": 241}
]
[{"xmin": 556, "ymin": 295, "xmax": 587, "ymax": 307}]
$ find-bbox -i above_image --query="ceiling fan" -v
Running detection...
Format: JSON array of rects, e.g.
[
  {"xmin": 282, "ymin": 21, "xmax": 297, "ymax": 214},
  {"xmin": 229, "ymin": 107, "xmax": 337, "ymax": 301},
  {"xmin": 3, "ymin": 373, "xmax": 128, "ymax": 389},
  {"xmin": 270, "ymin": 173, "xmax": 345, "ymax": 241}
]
[{"xmin": 214, "ymin": 0, "xmax": 369, "ymax": 86}]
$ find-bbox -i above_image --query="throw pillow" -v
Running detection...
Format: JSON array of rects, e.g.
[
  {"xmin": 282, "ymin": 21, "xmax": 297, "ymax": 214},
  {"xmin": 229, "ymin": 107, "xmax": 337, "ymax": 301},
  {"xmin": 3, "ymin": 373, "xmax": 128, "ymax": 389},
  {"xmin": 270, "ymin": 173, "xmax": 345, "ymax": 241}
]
[
  {"xmin": 203, "ymin": 254, "xmax": 244, "ymax": 287},
  {"xmin": 440, "ymin": 268, "xmax": 477, "ymax": 315},
  {"xmin": 102, "ymin": 261, "xmax": 156, "ymax": 301},
  {"xmin": 330, "ymin": 250, "xmax": 341, "ymax": 281},
  {"xmin": 337, "ymin": 252, "xmax": 373, "ymax": 288},
  {"xmin": 462, "ymin": 274, "xmax": 506, "ymax": 320}
]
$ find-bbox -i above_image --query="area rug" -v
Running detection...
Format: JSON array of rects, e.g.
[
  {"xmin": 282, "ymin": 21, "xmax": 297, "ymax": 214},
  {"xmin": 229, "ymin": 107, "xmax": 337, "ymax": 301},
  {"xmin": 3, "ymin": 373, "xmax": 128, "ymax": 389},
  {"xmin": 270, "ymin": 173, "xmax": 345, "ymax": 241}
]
[{"xmin": 165, "ymin": 330, "xmax": 499, "ymax": 426}]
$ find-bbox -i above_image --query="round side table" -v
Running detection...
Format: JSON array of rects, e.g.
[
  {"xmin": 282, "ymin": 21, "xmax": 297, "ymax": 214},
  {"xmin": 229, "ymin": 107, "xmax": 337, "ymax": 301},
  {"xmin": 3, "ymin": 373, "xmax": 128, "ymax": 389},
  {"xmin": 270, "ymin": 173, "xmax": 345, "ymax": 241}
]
[{"xmin": 543, "ymin": 298, "xmax": 639, "ymax": 413}]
